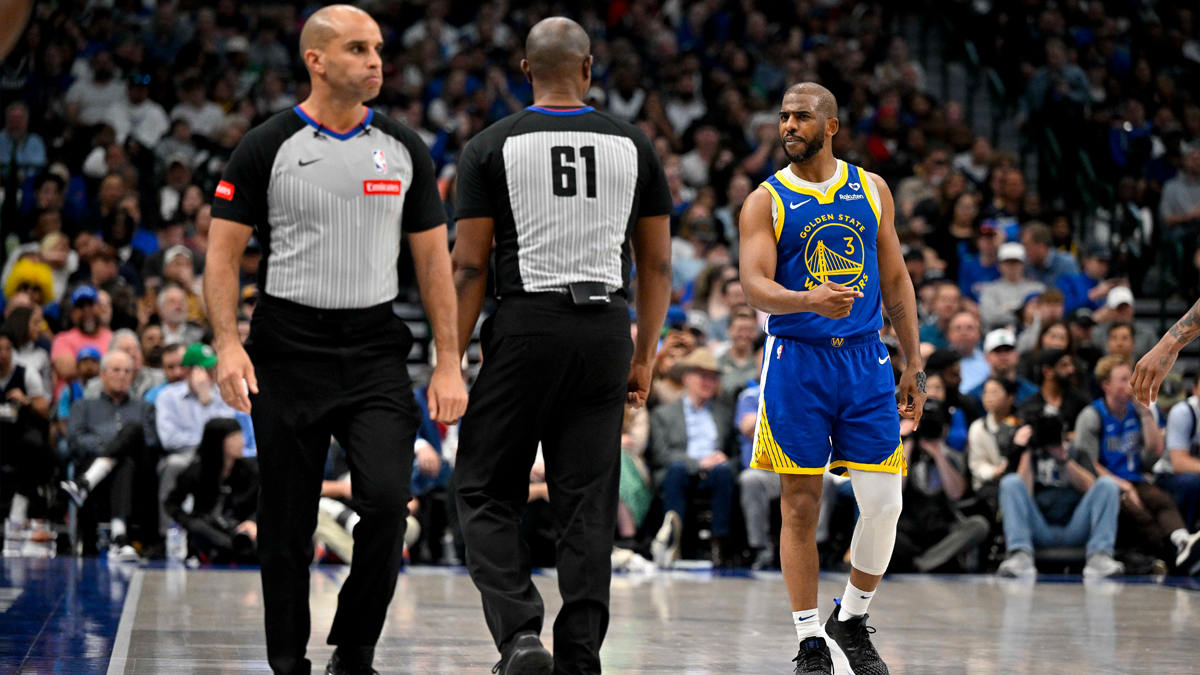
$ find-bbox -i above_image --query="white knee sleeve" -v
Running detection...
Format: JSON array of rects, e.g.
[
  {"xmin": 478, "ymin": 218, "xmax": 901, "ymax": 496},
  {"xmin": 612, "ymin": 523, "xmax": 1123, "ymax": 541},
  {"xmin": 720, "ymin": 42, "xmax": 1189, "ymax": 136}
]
[{"xmin": 847, "ymin": 469, "xmax": 903, "ymax": 576}]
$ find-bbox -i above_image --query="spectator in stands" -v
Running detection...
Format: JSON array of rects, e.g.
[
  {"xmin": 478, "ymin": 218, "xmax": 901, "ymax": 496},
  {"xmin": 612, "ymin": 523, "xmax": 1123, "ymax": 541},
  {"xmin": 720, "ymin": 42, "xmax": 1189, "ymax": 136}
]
[
  {"xmin": 648, "ymin": 348, "xmax": 738, "ymax": 567},
  {"xmin": 2, "ymin": 306, "xmax": 51, "ymax": 391},
  {"xmin": 1021, "ymin": 222, "xmax": 1079, "ymax": 287},
  {"xmin": 84, "ymin": 329, "xmax": 162, "ymax": 400},
  {"xmin": 162, "ymin": 250, "xmax": 206, "ymax": 325},
  {"xmin": 735, "ymin": 337, "xmax": 775, "ymax": 570},
  {"xmin": 997, "ymin": 414, "xmax": 1124, "ymax": 578},
  {"xmin": 919, "ymin": 281, "xmax": 963, "ymax": 350},
  {"xmin": 1160, "ymin": 147, "xmax": 1200, "ymax": 297},
  {"xmin": 1018, "ymin": 349, "xmax": 1090, "ymax": 434},
  {"xmin": 1057, "ymin": 245, "xmax": 1119, "ymax": 315},
  {"xmin": 1160, "ymin": 378, "xmax": 1200, "ymax": 530},
  {"xmin": 50, "ymin": 286, "xmax": 113, "ymax": 382},
  {"xmin": 155, "ymin": 344, "xmax": 237, "ymax": 530},
  {"xmin": 157, "ymin": 284, "xmax": 204, "ymax": 346},
  {"xmin": 63, "ymin": 51, "xmax": 128, "ymax": 135},
  {"xmin": 959, "ymin": 222, "xmax": 1002, "ymax": 303},
  {"xmin": 0, "ymin": 101, "xmax": 46, "ymax": 182},
  {"xmin": 948, "ymin": 311, "xmax": 989, "ymax": 395},
  {"xmin": 966, "ymin": 328, "xmax": 1038, "ymax": 407},
  {"xmin": 165, "ymin": 418, "xmax": 258, "ymax": 563},
  {"xmin": 926, "ymin": 193, "xmax": 979, "ymax": 283},
  {"xmin": 143, "ymin": 343, "xmax": 186, "ymax": 404},
  {"xmin": 170, "ymin": 77, "xmax": 225, "ymax": 140},
  {"xmin": 62, "ymin": 349, "xmax": 158, "ymax": 559},
  {"xmin": 1104, "ymin": 322, "xmax": 1135, "ymax": 361},
  {"xmin": 967, "ymin": 377, "xmax": 1020, "ymax": 495},
  {"xmin": 978, "ymin": 243, "xmax": 1046, "ymax": 331},
  {"xmin": 1074, "ymin": 356, "xmax": 1200, "ymax": 574},
  {"xmin": 717, "ymin": 309, "xmax": 758, "ymax": 395},
  {"xmin": 1016, "ymin": 318, "xmax": 1072, "ymax": 381},
  {"xmin": 0, "ymin": 331, "xmax": 52, "ymax": 529},
  {"xmin": 893, "ymin": 402, "xmax": 990, "ymax": 572},
  {"xmin": 125, "ymin": 72, "xmax": 170, "ymax": 150}
]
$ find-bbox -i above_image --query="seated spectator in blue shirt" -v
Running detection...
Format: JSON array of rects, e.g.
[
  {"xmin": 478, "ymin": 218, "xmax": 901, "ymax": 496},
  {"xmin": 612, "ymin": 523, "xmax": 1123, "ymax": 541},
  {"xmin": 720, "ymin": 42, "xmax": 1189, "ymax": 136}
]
[
  {"xmin": 0, "ymin": 102, "xmax": 47, "ymax": 183},
  {"xmin": 1074, "ymin": 356, "xmax": 1200, "ymax": 574},
  {"xmin": 647, "ymin": 348, "xmax": 738, "ymax": 567},
  {"xmin": 946, "ymin": 311, "xmax": 989, "ymax": 395},
  {"xmin": 734, "ymin": 336, "xmax": 778, "ymax": 569},
  {"xmin": 143, "ymin": 343, "xmax": 187, "ymax": 404},
  {"xmin": 1057, "ymin": 245, "xmax": 1121, "ymax": 314},
  {"xmin": 1021, "ymin": 221, "xmax": 1079, "ymax": 287},
  {"xmin": 918, "ymin": 281, "xmax": 963, "ymax": 350},
  {"xmin": 966, "ymin": 328, "xmax": 1039, "ymax": 408},
  {"xmin": 959, "ymin": 222, "xmax": 1002, "ymax": 302}
]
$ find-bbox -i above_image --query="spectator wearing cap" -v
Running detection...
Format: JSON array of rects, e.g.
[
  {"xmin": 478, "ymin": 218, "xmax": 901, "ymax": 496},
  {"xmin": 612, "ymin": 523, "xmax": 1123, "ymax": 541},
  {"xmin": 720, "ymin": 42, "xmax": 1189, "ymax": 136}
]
[
  {"xmin": 919, "ymin": 281, "xmax": 963, "ymax": 350},
  {"xmin": 171, "ymin": 78, "xmax": 226, "ymax": 140},
  {"xmin": 62, "ymin": 349, "xmax": 159, "ymax": 557},
  {"xmin": 0, "ymin": 101, "xmax": 46, "ymax": 183},
  {"xmin": 1160, "ymin": 147, "xmax": 1200, "ymax": 298},
  {"xmin": 125, "ymin": 72, "xmax": 170, "ymax": 149},
  {"xmin": 50, "ymin": 286, "xmax": 114, "ymax": 382},
  {"xmin": 966, "ymin": 328, "xmax": 1038, "ymax": 409},
  {"xmin": 977, "ymin": 242, "xmax": 1046, "ymax": 331},
  {"xmin": 958, "ymin": 221, "xmax": 1002, "ymax": 302},
  {"xmin": 157, "ymin": 284, "xmax": 205, "ymax": 346},
  {"xmin": 55, "ymin": 346, "xmax": 102, "ymax": 425},
  {"xmin": 154, "ymin": 343, "xmax": 238, "ymax": 529},
  {"xmin": 1159, "ymin": 377, "xmax": 1200, "ymax": 530},
  {"xmin": 1020, "ymin": 222, "xmax": 1079, "ymax": 287},
  {"xmin": 83, "ymin": 329, "xmax": 164, "ymax": 401},
  {"xmin": 647, "ymin": 347, "xmax": 739, "ymax": 566},
  {"xmin": 947, "ymin": 311, "xmax": 989, "ymax": 395},
  {"xmin": 1074, "ymin": 356, "xmax": 1200, "ymax": 575},
  {"xmin": 1091, "ymin": 286, "xmax": 1155, "ymax": 359},
  {"xmin": 1016, "ymin": 348, "xmax": 1090, "ymax": 434},
  {"xmin": 1057, "ymin": 245, "xmax": 1120, "ymax": 314}
]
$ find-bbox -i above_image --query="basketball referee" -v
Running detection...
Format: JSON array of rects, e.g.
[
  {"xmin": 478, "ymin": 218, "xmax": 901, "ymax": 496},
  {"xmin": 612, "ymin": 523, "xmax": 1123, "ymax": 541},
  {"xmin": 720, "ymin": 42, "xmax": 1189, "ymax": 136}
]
[
  {"xmin": 204, "ymin": 7, "xmax": 468, "ymax": 675},
  {"xmin": 451, "ymin": 17, "xmax": 672, "ymax": 675}
]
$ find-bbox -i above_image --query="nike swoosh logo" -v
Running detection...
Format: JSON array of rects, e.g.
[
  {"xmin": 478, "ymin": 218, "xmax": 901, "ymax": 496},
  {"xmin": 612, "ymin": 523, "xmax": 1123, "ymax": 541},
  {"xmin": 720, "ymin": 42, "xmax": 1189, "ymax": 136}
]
[
  {"xmin": 789, "ymin": 199, "xmax": 812, "ymax": 209},
  {"xmin": 298, "ymin": 158, "xmax": 322, "ymax": 166},
  {"xmin": 860, "ymin": 595, "xmax": 871, "ymax": 599},
  {"xmin": 798, "ymin": 614, "xmax": 816, "ymax": 622},
  {"xmin": 878, "ymin": 355, "xmax": 891, "ymax": 365}
]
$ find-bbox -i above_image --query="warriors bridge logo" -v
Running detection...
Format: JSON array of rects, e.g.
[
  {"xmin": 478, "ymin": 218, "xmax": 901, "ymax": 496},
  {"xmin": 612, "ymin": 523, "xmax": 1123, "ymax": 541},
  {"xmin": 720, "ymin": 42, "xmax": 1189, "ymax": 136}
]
[{"xmin": 803, "ymin": 222, "xmax": 865, "ymax": 290}]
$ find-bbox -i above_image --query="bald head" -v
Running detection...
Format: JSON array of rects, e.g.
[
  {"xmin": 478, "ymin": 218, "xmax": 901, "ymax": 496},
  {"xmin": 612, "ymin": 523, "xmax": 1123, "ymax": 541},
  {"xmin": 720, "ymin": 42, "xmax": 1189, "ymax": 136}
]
[
  {"xmin": 300, "ymin": 4, "xmax": 373, "ymax": 56},
  {"xmin": 524, "ymin": 17, "xmax": 591, "ymax": 81},
  {"xmin": 784, "ymin": 82, "xmax": 838, "ymax": 120}
]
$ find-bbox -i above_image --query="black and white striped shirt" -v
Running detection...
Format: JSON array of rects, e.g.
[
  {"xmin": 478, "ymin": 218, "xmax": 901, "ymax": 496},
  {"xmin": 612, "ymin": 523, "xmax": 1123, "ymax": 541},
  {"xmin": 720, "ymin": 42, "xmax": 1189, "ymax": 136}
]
[
  {"xmin": 455, "ymin": 105, "xmax": 671, "ymax": 296},
  {"xmin": 211, "ymin": 106, "xmax": 445, "ymax": 309}
]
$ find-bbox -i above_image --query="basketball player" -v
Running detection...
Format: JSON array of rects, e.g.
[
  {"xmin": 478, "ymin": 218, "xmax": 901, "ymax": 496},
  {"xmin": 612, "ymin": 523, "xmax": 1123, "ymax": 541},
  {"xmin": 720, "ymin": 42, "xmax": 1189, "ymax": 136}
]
[
  {"xmin": 739, "ymin": 82, "xmax": 925, "ymax": 674},
  {"xmin": 1132, "ymin": 296, "xmax": 1199, "ymax": 406}
]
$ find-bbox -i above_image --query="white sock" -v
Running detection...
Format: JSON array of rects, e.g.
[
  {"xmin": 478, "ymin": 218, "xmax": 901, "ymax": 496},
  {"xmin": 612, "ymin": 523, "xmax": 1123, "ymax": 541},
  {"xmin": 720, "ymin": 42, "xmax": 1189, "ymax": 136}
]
[
  {"xmin": 838, "ymin": 580, "xmax": 875, "ymax": 621},
  {"xmin": 792, "ymin": 608, "xmax": 824, "ymax": 641},
  {"xmin": 82, "ymin": 457, "xmax": 117, "ymax": 489},
  {"xmin": 111, "ymin": 518, "xmax": 127, "ymax": 539},
  {"xmin": 9, "ymin": 493, "xmax": 29, "ymax": 523},
  {"xmin": 1170, "ymin": 528, "xmax": 1191, "ymax": 551}
]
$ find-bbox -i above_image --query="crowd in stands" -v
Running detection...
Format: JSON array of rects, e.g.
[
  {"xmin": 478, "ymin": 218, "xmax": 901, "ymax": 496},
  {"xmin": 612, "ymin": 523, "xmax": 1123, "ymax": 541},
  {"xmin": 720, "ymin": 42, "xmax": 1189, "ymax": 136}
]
[{"xmin": 3, "ymin": 1, "xmax": 1200, "ymax": 576}]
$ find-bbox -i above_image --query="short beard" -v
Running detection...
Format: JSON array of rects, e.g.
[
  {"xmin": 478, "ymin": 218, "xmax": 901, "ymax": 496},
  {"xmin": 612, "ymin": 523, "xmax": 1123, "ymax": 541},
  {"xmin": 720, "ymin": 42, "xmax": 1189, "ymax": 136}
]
[{"xmin": 782, "ymin": 131, "xmax": 825, "ymax": 165}]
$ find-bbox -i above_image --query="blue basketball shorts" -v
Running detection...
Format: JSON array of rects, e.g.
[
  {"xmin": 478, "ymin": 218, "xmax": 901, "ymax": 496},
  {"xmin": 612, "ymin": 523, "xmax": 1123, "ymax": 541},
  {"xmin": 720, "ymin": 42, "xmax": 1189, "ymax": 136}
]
[{"xmin": 750, "ymin": 333, "xmax": 905, "ymax": 475}]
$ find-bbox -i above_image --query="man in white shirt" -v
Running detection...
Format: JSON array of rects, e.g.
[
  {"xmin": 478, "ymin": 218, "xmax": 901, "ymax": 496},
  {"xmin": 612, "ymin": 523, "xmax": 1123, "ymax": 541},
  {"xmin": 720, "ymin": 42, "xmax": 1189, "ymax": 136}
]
[
  {"xmin": 65, "ymin": 51, "xmax": 129, "ymax": 135},
  {"xmin": 170, "ymin": 77, "xmax": 226, "ymax": 140},
  {"xmin": 125, "ymin": 72, "xmax": 170, "ymax": 149}
]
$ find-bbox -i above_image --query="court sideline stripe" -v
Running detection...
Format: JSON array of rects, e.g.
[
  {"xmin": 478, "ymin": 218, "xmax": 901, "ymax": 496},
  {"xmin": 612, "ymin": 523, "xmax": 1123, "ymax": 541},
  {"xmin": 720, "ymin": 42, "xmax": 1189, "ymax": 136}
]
[{"xmin": 106, "ymin": 567, "xmax": 145, "ymax": 675}]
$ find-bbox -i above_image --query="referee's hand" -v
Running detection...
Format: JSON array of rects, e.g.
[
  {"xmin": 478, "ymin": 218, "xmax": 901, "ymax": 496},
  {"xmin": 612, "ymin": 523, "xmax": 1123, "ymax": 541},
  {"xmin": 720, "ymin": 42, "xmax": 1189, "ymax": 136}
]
[
  {"xmin": 427, "ymin": 365, "xmax": 468, "ymax": 424},
  {"xmin": 216, "ymin": 343, "xmax": 258, "ymax": 413}
]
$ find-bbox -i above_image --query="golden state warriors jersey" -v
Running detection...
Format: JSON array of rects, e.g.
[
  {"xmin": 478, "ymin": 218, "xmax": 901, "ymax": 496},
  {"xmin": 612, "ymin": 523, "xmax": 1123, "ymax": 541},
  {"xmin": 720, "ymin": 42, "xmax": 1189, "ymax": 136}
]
[{"xmin": 760, "ymin": 160, "xmax": 884, "ymax": 339}]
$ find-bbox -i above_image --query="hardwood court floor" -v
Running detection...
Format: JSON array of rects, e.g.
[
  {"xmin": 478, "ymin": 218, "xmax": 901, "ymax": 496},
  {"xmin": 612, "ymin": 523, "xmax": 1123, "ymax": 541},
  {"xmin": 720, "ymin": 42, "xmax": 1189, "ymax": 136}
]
[
  {"xmin": 107, "ymin": 565, "xmax": 1199, "ymax": 675},
  {"xmin": 3, "ymin": 557, "xmax": 1199, "ymax": 674}
]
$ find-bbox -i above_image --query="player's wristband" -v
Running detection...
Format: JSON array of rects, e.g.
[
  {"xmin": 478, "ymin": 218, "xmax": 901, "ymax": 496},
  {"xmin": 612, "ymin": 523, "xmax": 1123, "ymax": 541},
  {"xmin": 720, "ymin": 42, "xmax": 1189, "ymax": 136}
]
[{"xmin": 916, "ymin": 371, "xmax": 927, "ymax": 394}]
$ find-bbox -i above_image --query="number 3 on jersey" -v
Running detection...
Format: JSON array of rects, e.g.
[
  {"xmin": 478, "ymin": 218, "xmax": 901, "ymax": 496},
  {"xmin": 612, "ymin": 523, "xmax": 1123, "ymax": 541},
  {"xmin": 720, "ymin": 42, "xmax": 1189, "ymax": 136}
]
[{"xmin": 551, "ymin": 145, "xmax": 597, "ymax": 198}]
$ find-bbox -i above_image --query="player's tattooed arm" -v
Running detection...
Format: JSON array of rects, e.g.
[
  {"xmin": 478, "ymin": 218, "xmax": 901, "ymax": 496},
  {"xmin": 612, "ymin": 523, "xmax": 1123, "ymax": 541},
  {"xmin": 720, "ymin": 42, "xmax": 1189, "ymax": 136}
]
[
  {"xmin": 884, "ymin": 298, "xmax": 907, "ymax": 325},
  {"xmin": 1131, "ymin": 295, "xmax": 1200, "ymax": 406}
]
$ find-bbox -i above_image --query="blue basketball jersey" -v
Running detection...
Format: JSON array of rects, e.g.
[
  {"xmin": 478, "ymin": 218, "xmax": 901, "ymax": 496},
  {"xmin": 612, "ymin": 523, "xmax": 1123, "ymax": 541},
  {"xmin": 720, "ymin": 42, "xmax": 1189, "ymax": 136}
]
[{"xmin": 760, "ymin": 160, "xmax": 884, "ymax": 339}]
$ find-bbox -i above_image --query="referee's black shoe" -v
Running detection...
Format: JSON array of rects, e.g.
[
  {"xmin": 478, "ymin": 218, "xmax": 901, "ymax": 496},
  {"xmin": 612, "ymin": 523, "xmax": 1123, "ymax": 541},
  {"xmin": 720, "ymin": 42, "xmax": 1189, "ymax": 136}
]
[
  {"xmin": 326, "ymin": 648, "xmax": 379, "ymax": 675},
  {"xmin": 791, "ymin": 636, "xmax": 833, "ymax": 674},
  {"xmin": 492, "ymin": 631, "xmax": 553, "ymax": 675},
  {"xmin": 824, "ymin": 600, "xmax": 889, "ymax": 675}
]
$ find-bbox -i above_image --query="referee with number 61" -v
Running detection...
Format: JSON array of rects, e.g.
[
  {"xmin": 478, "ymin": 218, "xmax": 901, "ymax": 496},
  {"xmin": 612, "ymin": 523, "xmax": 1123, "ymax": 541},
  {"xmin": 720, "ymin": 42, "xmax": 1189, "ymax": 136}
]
[
  {"xmin": 204, "ymin": 6, "xmax": 468, "ymax": 675},
  {"xmin": 451, "ymin": 17, "xmax": 673, "ymax": 675}
]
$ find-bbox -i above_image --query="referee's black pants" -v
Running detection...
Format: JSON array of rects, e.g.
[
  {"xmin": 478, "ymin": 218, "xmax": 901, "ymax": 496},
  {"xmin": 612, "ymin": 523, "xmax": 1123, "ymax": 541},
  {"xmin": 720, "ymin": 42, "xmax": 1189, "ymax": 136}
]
[
  {"xmin": 248, "ymin": 296, "xmax": 420, "ymax": 675},
  {"xmin": 455, "ymin": 293, "xmax": 633, "ymax": 675}
]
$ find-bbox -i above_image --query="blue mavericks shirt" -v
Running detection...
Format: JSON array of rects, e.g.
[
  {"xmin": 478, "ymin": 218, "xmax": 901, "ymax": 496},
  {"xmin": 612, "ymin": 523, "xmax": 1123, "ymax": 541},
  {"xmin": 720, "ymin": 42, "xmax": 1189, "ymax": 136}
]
[
  {"xmin": 761, "ymin": 160, "xmax": 883, "ymax": 339},
  {"xmin": 1091, "ymin": 399, "xmax": 1144, "ymax": 482}
]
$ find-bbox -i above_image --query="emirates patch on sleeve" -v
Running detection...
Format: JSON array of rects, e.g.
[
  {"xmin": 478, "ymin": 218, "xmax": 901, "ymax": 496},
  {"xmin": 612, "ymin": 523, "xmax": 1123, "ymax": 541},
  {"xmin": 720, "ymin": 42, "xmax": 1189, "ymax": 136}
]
[
  {"xmin": 363, "ymin": 180, "xmax": 403, "ymax": 195},
  {"xmin": 215, "ymin": 180, "xmax": 235, "ymax": 200}
]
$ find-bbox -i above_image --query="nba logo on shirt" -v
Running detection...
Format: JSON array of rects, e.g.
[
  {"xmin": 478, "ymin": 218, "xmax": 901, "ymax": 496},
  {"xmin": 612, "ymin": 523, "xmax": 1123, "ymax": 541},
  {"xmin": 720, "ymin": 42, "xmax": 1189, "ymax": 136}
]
[{"xmin": 372, "ymin": 150, "xmax": 387, "ymax": 174}]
